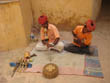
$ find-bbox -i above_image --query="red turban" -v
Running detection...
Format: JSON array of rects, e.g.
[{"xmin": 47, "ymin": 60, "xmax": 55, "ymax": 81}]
[
  {"xmin": 86, "ymin": 20, "xmax": 96, "ymax": 32},
  {"xmin": 38, "ymin": 15, "xmax": 48, "ymax": 25}
]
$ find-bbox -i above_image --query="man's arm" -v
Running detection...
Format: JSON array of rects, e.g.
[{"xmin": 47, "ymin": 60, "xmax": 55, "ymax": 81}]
[
  {"xmin": 72, "ymin": 31, "xmax": 77, "ymax": 37},
  {"xmin": 52, "ymin": 25, "xmax": 60, "ymax": 46},
  {"xmin": 47, "ymin": 38, "xmax": 60, "ymax": 48},
  {"xmin": 74, "ymin": 38, "xmax": 87, "ymax": 47},
  {"xmin": 53, "ymin": 37, "xmax": 60, "ymax": 45},
  {"xmin": 78, "ymin": 34, "xmax": 92, "ymax": 47},
  {"xmin": 79, "ymin": 39, "xmax": 87, "ymax": 47}
]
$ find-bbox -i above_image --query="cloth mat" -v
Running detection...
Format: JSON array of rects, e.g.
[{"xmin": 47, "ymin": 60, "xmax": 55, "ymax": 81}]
[
  {"xmin": 26, "ymin": 47, "xmax": 103, "ymax": 78},
  {"xmin": 26, "ymin": 49, "xmax": 85, "ymax": 75},
  {"xmin": 84, "ymin": 49, "xmax": 104, "ymax": 78}
]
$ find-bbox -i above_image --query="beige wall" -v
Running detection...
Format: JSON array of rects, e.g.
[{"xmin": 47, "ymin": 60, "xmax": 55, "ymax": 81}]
[
  {"xmin": 31, "ymin": 0, "xmax": 102, "ymax": 29},
  {"xmin": 20, "ymin": 0, "xmax": 33, "ymax": 42},
  {"xmin": 0, "ymin": 2, "xmax": 27, "ymax": 51},
  {"xmin": 31, "ymin": 0, "xmax": 92, "ymax": 29},
  {"xmin": 92, "ymin": 0, "xmax": 102, "ymax": 20},
  {"xmin": 0, "ymin": 0, "xmax": 102, "ymax": 51},
  {"xmin": 0, "ymin": 1, "xmax": 33, "ymax": 51}
]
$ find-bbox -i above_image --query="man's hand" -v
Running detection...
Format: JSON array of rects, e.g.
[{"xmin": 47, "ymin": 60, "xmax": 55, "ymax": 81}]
[
  {"xmin": 74, "ymin": 38, "xmax": 86, "ymax": 47},
  {"xmin": 47, "ymin": 43, "xmax": 54, "ymax": 48},
  {"xmin": 53, "ymin": 38, "xmax": 60, "ymax": 45},
  {"xmin": 74, "ymin": 38, "xmax": 81, "ymax": 44}
]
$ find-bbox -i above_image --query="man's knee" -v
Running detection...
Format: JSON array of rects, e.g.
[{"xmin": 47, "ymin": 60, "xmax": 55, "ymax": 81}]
[
  {"xmin": 56, "ymin": 42, "xmax": 64, "ymax": 48},
  {"xmin": 64, "ymin": 43, "xmax": 74, "ymax": 51},
  {"xmin": 35, "ymin": 42, "xmax": 47, "ymax": 50}
]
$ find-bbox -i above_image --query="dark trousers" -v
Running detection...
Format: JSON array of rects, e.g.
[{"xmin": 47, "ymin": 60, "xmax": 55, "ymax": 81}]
[{"xmin": 64, "ymin": 43, "xmax": 91, "ymax": 54}]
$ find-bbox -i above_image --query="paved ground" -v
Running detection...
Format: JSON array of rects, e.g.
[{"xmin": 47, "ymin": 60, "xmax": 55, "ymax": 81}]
[{"xmin": 0, "ymin": 1, "xmax": 110, "ymax": 83}]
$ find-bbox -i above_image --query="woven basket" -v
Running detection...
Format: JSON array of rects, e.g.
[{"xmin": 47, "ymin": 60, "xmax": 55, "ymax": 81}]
[{"xmin": 43, "ymin": 63, "xmax": 59, "ymax": 79}]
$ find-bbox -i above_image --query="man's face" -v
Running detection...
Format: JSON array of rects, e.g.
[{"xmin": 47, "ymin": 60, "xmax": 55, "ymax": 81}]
[
  {"xmin": 42, "ymin": 22, "xmax": 48, "ymax": 28},
  {"xmin": 83, "ymin": 25, "xmax": 90, "ymax": 33}
]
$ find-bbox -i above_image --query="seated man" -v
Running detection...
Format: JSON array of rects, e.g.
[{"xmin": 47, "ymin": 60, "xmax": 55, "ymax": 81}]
[
  {"xmin": 35, "ymin": 15, "xmax": 64, "ymax": 52},
  {"xmin": 64, "ymin": 20, "xmax": 96, "ymax": 55}
]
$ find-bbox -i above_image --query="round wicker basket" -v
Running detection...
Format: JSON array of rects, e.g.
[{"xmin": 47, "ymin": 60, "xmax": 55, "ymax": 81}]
[{"xmin": 43, "ymin": 63, "xmax": 59, "ymax": 79}]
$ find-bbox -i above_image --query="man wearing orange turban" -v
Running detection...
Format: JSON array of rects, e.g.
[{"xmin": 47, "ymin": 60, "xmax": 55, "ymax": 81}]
[
  {"xmin": 35, "ymin": 15, "xmax": 64, "ymax": 52},
  {"xmin": 64, "ymin": 20, "xmax": 96, "ymax": 55}
]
